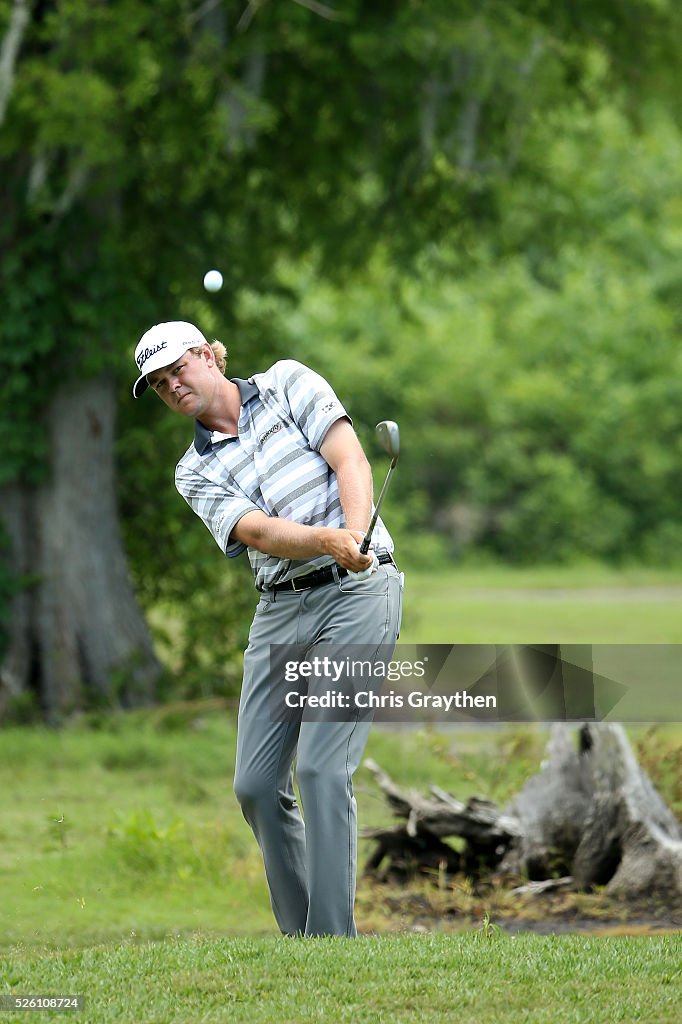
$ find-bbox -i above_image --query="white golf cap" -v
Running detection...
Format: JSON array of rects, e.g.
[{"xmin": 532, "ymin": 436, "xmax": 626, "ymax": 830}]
[{"xmin": 132, "ymin": 321, "xmax": 209, "ymax": 398}]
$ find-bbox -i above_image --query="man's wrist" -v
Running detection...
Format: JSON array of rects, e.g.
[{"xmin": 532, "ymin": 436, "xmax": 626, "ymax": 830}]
[{"xmin": 315, "ymin": 527, "xmax": 332, "ymax": 556}]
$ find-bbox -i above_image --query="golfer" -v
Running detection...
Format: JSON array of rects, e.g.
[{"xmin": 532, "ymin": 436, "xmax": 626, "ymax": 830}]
[{"xmin": 133, "ymin": 321, "xmax": 403, "ymax": 937}]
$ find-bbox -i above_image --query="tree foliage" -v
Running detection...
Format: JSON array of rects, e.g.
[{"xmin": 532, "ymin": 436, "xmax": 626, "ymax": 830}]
[{"xmin": 2, "ymin": 0, "xmax": 682, "ymax": 700}]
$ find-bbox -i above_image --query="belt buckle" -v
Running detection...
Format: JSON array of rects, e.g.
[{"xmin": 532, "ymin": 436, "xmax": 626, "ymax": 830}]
[{"xmin": 291, "ymin": 574, "xmax": 312, "ymax": 593}]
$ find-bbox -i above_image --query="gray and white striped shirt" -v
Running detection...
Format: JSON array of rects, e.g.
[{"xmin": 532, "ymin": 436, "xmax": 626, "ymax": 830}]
[{"xmin": 175, "ymin": 360, "xmax": 393, "ymax": 591}]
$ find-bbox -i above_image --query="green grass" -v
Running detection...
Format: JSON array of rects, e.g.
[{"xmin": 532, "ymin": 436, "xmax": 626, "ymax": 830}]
[
  {"xmin": 1, "ymin": 714, "xmax": 550, "ymax": 949},
  {"xmin": 404, "ymin": 563, "xmax": 682, "ymax": 590},
  {"xmin": 399, "ymin": 564, "xmax": 682, "ymax": 643},
  {"xmin": 0, "ymin": 712, "xmax": 269, "ymax": 949},
  {"xmin": 1, "ymin": 713, "xmax": 680, "ymax": 952},
  {"xmin": 2, "ymin": 564, "xmax": 682, "ymax": 1022},
  {"xmin": 1, "ymin": 933, "xmax": 681, "ymax": 1024}
]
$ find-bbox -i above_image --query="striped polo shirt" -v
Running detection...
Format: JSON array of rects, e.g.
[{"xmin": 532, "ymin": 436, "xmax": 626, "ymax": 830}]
[{"xmin": 175, "ymin": 359, "xmax": 393, "ymax": 591}]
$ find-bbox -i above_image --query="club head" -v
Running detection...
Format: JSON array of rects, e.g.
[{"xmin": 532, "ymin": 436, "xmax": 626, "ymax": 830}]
[{"xmin": 375, "ymin": 420, "xmax": 400, "ymax": 461}]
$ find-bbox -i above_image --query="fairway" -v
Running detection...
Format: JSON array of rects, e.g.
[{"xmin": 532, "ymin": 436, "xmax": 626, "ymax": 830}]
[
  {"xmin": 398, "ymin": 565, "xmax": 682, "ymax": 644},
  {"xmin": 392, "ymin": 566, "xmax": 682, "ymax": 721}
]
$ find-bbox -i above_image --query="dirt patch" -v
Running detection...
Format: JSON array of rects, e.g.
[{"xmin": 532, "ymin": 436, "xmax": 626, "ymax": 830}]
[
  {"xmin": 357, "ymin": 881, "xmax": 682, "ymax": 936},
  {"xmin": 498, "ymin": 917, "xmax": 681, "ymax": 936}
]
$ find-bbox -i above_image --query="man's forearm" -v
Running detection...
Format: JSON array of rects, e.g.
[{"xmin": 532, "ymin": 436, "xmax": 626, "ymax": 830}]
[
  {"xmin": 237, "ymin": 513, "xmax": 330, "ymax": 559},
  {"xmin": 334, "ymin": 455, "xmax": 373, "ymax": 535},
  {"xmin": 318, "ymin": 419, "xmax": 374, "ymax": 535},
  {"xmin": 232, "ymin": 511, "xmax": 374, "ymax": 571}
]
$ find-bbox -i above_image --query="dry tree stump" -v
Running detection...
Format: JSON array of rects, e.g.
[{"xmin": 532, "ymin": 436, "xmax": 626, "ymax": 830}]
[{"xmin": 363, "ymin": 724, "xmax": 682, "ymax": 906}]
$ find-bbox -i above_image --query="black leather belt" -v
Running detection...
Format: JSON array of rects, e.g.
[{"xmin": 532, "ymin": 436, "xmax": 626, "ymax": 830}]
[{"xmin": 271, "ymin": 552, "xmax": 396, "ymax": 593}]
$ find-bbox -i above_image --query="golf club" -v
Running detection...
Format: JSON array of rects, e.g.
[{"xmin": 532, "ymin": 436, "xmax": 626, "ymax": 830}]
[{"xmin": 359, "ymin": 420, "xmax": 400, "ymax": 555}]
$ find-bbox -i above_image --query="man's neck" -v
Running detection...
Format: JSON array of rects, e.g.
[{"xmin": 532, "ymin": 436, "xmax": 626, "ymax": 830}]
[{"xmin": 197, "ymin": 377, "xmax": 241, "ymax": 435}]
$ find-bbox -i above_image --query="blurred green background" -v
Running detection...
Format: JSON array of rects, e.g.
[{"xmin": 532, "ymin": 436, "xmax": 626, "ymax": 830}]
[{"xmin": 1, "ymin": 0, "xmax": 682, "ymax": 717}]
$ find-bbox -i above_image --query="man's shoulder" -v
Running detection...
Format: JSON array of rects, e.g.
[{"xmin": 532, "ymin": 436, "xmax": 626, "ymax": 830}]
[
  {"xmin": 251, "ymin": 359, "xmax": 312, "ymax": 392},
  {"xmin": 175, "ymin": 439, "xmax": 203, "ymax": 480}
]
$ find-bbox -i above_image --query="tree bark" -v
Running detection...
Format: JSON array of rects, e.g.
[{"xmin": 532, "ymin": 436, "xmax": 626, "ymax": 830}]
[
  {"xmin": 502, "ymin": 723, "xmax": 682, "ymax": 901},
  {"xmin": 571, "ymin": 725, "xmax": 682, "ymax": 900},
  {"xmin": 1, "ymin": 376, "xmax": 161, "ymax": 722},
  {"xmin": 501, "ymin": 724, "xmax": 593, "ymax": 880},
  {"xmin": 0, "ymin": 483, "xmax": 33, "ymax": 714}
]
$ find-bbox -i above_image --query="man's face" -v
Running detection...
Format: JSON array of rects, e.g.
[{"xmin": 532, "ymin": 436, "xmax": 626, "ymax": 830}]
[{"xmin": 147, "ymin": 345, "xmax": 216, "ymax": 418}]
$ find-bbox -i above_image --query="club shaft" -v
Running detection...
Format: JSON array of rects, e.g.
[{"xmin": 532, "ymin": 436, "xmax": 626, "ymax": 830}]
[{"xmin": 360, "ymin": 459, "xmax": 397, "ymax": 554}]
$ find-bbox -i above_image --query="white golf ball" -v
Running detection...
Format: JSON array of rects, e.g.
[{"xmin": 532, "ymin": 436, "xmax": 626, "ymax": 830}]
[{"xmin": 203, "ymin": 269, "xmax": 223, "ymax": 293}]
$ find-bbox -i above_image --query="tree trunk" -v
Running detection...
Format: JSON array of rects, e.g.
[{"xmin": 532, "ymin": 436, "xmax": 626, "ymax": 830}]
[
  {"xmin": 501, "ymin": 724, "xmax": 593, "ymax": 880},
  {"xmin": 502, "ymin": 723, "xmax": 682, "ymax": 902},
  {"xmin": 0, "ymin": 483, "xmax": 33, "ymax": 714},
  {"xmin": 1, "ymin": 376, "xmax": 161, "ymax": 722},
  {"xmin": 571, "ymin": 725, "xmax": 682, "ymax": 900}
]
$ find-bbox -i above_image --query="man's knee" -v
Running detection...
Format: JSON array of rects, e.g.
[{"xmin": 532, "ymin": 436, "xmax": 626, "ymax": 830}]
[
  {"xmin": 233, "ymin": 771, "xmax": 271, "ymax": 814},
  {"xmin": 296, "ymin": 760, "xmax": 350, "ymax": 797}
]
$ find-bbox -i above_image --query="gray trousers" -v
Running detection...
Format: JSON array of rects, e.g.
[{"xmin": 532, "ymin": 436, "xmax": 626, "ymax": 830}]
[{"xmin": 233, "ymin": 563, "xmax": 403, "ymax": 937}]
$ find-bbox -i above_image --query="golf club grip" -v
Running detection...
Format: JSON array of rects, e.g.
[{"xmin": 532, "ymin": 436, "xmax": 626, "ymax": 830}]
[{"xmin": 359, "ymin": 522, "xmax": 377, "ymax": 555}]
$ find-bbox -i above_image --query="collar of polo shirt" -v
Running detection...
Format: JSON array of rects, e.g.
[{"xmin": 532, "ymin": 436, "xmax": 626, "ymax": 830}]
[{"xmin": 193, "ymin": 377, "xmax": 259, "ymax": 454}]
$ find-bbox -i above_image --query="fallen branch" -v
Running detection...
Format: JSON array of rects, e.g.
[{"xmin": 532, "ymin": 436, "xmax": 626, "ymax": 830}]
[{"xmin": 363, "ymin": 757, "xmax": 522, "ymax": 879}]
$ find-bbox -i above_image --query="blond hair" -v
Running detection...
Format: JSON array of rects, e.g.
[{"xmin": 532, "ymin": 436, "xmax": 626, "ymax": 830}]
[{"xmin": 191, "ymin": 340, "xmax": 227, "ymax": 375}]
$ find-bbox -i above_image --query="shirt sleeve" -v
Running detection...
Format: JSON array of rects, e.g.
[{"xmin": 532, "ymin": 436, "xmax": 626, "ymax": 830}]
[
  {"xmin": 274, "ymin": 360, "xmax": 351, "ymax": 451},
  {"xmin": 175, "ymin": 463, "xmax": 260, "ymax": 558}
]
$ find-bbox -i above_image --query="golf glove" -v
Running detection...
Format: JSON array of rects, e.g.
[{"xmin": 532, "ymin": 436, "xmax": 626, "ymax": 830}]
[{"xmin": 346, "ymin": 546, "xmax": 379, "ymax": 581}]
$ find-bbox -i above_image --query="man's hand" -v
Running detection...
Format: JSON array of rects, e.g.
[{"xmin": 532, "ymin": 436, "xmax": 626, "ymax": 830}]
[
  {"xmin": 322, "ymin": 528, "xmax": 376, "ymax": 573},
  {"xmin": 346, "ymin": 546, "xmax": 379, "ymax": 581}
]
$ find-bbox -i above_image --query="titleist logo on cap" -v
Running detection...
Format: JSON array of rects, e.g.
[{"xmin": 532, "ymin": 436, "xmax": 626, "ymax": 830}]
[{"xmin": 136, "ymin": 340, "xmax": 167, "ymax": 369}]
